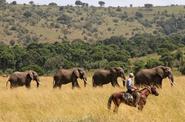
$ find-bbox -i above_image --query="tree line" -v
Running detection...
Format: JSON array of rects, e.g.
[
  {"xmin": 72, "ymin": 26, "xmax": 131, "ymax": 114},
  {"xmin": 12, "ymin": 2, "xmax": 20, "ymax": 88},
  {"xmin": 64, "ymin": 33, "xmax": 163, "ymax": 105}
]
[{"xmin": 0, "ymin": 33, "xmax": 185, "ymax": 75}]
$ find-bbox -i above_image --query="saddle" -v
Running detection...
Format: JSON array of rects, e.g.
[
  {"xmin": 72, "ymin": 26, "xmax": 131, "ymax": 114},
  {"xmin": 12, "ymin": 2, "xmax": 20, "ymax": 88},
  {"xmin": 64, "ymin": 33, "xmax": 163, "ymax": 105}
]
[{"xmin": 123, "ymin": 92, "xmax": 134, "ymax": 104}]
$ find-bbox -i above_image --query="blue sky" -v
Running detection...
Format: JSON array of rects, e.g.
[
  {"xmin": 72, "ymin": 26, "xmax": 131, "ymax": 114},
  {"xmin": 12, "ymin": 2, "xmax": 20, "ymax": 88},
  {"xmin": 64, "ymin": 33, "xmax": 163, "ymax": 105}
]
[{"xmin": 7, "ymin": 0, "xmax": 185, "ymax": 7}]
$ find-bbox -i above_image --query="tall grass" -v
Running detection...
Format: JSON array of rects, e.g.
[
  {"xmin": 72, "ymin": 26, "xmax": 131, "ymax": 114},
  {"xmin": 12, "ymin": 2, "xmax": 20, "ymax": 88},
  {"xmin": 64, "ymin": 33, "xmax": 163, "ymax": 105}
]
[{"xmin": 0, "ymin": 76, "xmax": 184, "ymax": 122}]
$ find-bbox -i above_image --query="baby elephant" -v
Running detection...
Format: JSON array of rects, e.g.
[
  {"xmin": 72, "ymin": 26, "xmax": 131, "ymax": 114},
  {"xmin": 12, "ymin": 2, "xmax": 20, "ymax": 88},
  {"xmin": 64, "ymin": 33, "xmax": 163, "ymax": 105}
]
[
  {"xmin": 6, "ymin": 70, "xmax": 40, "ymax": 88},
  {"xmin": 53, "ymin": 68, "xmax": 87, "ymax": 89}
]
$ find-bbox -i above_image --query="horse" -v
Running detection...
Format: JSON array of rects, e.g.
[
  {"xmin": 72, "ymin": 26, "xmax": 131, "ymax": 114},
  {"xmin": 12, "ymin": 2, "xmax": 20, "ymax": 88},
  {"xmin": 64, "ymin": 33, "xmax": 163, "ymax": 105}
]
[{"xmin": 107, "ymin": 86, "xmax": 159, "ymax": 112}]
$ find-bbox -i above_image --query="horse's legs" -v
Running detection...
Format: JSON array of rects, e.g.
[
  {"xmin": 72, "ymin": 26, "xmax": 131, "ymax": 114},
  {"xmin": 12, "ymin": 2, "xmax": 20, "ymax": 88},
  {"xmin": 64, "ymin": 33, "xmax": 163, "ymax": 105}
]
[
  {"xmin": 113, "ymin": 105, "xmax": 118, "ymax": 113},
  {"xmin": 113, "ymin": 98, "xmax": 120, "ymax": 113},
  {"xmin": 138, "ymin": 105, "xmax": 144, "ymax": 111}
]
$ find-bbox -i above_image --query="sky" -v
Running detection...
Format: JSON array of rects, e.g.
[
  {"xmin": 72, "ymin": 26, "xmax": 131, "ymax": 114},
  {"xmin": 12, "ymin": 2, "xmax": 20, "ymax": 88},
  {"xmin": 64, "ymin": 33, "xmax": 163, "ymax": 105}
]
[{"xmin": 6, "ymin": 0, "xmax": 185, "ymax": 7}]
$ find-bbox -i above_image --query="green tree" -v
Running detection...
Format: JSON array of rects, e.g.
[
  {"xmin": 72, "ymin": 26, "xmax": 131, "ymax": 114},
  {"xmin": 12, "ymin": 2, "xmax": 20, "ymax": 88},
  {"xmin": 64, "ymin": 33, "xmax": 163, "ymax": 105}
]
[
  {"xmin": 133, "ymin": 60, "xmax": 145, "ymax": 74},
  {"xmin": 98, "ymin": 1, "xmax": 105, "ymax": 7},
  {"xmin": 160, "ymin": 53, "xmax": 174, "ymax": 67},
  {"xmin": 145, "ymin": 59, "xmax": 163, "ymax": 68},
  {"xmin": 23, "ymin": 11, "xmax": 32, "ymax": 18},
  {"xmin": 0, "ymin": 45, "xmax": 15, "ymax": 71},
  {"xmin": 0, "ymin": 0, "xmax": 6, "ymax": 5},
  {"xmin": 12, "ymin": 45, "xmax": 27, "ymax": 70},
  {"xmin": 135, "ymin": 12, "xmax": 143, "ymax": 18},
  {"xmin": 21, "ymin": 65, "xmax": 44, "ymax": 75}
]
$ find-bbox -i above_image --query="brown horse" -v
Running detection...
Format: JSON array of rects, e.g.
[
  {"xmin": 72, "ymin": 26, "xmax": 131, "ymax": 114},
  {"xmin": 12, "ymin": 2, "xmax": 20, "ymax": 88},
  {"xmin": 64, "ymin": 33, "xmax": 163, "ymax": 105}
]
[{"xmin": 107, "ymin": 86, "xmax": 159, "ymax": 112}]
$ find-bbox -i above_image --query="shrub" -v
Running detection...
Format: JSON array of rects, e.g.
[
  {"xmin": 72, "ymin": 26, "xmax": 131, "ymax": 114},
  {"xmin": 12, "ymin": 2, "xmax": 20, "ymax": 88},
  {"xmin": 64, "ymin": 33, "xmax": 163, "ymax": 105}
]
[
  {"xmin": 145, "ymin": 59, "xmax": 163, "ymax": 68},
  {"xmin": 21, "ymin": 65, "xmax": 44, "ymax": 75},
  {"xmin": 5, "ymin": 68, "xmax": 14, "ymax": 74},
  {"xmin": 57, "ymin": 14, "xmax": 72, "ymax": 25},
  {"xmin": 179, "ymin": 63, "xmax": 185, "ymax": 75},
  {"xmin": 23, "ymin": 11, "xmax": 32, "ymax": 18},
  {"xmin": 135, "ymin": 12, "xmax": 143, "ymax": 18},
  {"xmin": 133, "ymin": 60, "xmax": 145, "ymax": 74},
  {"xmin": 159, "ymin": 53, "xmax": 174, "ymax": 67},
  {"xmin": 48, "ymin": 2, "xmax": 57, "ymax": 6}
]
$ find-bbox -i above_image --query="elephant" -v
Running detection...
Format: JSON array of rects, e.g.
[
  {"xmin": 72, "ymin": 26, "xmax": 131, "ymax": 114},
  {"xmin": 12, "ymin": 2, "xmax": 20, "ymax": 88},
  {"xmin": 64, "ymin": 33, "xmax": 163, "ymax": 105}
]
[
  {"xmin": 134, "ymin": 66, "xmax": 174, "ymax": 88},
  {"xmin": 92, "ymin": 67, "xmax": 126, "ymax": 87},
  {"xmin": 6, "ymin": 70, "xmax": 40, "ymax": 88},
  {"xmin": 53, "ymin": 68, "xmax": 87, "ymax": 89}
]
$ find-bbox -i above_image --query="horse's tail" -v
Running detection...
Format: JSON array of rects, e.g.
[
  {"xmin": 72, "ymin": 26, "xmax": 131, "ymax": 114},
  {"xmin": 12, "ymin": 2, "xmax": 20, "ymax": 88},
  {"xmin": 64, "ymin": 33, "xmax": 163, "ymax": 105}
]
[{"xmin": 107, "ymin": 94, "xmax": 113, "ymax": 109}]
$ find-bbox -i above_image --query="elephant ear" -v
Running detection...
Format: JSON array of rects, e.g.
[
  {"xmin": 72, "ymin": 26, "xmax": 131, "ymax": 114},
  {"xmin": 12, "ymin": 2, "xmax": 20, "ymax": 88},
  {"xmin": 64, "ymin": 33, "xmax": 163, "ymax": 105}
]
[
  {"xmin": 78, "ymin": 68, "xmax": 83, "ymax": 75},
  {"xmin": 73, "ymin": 69, "xmax": 80, "ymax": 78},
  {"xmin": 27, "ymin": 71, "xmax": 34, "ymax": 80},
  {"xmin": 110, "ymin": 67, "xmax": 116, "ymax": 73},
  {"xmin": 156, "ymin": 66, "xmax": 166, "ymax": 78},
  {"xmin": 162, "ymin": 66, "xmax": 171, "ymax": 77},
  {"xmin": 115, "ymin": 67, "xmax": 124, "ymax": 73}
]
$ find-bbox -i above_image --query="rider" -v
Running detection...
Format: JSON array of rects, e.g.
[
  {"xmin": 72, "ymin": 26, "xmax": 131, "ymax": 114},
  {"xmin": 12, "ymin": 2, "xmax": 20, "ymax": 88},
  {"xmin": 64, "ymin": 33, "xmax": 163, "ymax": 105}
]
[{"xmin": 126, "ymin": 73, "xmax": 140, "ymax": 107}]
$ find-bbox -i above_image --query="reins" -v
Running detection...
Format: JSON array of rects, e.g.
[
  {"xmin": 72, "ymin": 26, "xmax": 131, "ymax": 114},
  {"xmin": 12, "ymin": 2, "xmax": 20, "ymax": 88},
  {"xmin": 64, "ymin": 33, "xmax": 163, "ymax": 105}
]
[{"xmin": 139, "ymin": 87, "xmax": 151, "ymax": 96}]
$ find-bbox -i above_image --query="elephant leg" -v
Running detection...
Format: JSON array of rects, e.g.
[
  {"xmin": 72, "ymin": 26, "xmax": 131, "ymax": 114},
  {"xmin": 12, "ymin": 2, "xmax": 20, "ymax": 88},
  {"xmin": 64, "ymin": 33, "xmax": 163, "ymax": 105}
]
[
  {"xmin": 122, "ymin": 80, "xmax": 125, "ymax": 87},
  {"xmin": 75, "ymin": 82, "xmax": 80, "ymax": 88},
  {"xmin": 36, "ymin": 82, "xmax": 39, "ymax": 88},
  {"xmin": 59, "ymin": 84, "xmax": 62, "ymax": 89},
  {"xmin": 53, "ymin": 84, "xmax": 57, "ymax": 88},
  {"xmin": 72, "ymin": 81, "xmax": 80, "ymax": 89},
  {"xmin": 111, "ymin": 81, "xmax": 118, "ymax": 87},
  {"xmin": 93, "ymin": 82, "xmax": 97, "ymax": 87},
  {"xmin": 115, "ymin": 81, "xmax": 120, "ymax": 87},
  {"xmin": 10, "ymin": 83, "xmax": 13, "ymax": 89},
  {"xmin": 159, "ymin": 80, "xmax": 162, "ymax": 88},
  {"xmin": 72, "ymin": 81, "xmax": 76, "ymax": 89},
  {"xmin": 111, "ymin": 81, "xmax": 114, "ymax": 87},
  {"xmin": 10, "ymin": 82, "xmax": 16, "ymax": 89},
  {"xmin": 25, "ymin": 84, "xmax": 31, "ymax": 88}
]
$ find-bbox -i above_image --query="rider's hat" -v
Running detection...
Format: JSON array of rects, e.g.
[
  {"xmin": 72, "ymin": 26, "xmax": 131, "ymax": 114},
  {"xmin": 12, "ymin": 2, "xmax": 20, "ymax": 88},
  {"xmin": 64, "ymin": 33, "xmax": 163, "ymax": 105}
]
[{"xmin": 129, "ymin": 73, "xmax": 134, "ymax": 78}]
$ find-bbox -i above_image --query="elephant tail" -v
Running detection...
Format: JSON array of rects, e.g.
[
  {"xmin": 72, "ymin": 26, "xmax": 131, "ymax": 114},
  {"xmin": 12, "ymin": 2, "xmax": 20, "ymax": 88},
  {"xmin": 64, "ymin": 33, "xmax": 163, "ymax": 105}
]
[
  {"xmin": 53, "ymin": 79, "xmax": 55, "ymax": 86},
  {"xmin": 107, "ymin": 94, "xmax": 113, "ymax": 110},
  {"xmin": 92, "ymin": 76, "xmax": 97, "ymax": 87},
  {"xmin": 6, "ymin": 80, "xmax": 9, "ymax": 88}
]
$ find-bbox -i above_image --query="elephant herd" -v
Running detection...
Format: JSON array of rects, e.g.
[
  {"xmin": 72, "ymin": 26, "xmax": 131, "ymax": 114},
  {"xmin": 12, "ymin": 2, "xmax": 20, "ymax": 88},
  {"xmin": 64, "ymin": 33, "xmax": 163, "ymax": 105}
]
[{"xmin": 6, "ymin": 66, "xmax": 175, "ymax": 89}]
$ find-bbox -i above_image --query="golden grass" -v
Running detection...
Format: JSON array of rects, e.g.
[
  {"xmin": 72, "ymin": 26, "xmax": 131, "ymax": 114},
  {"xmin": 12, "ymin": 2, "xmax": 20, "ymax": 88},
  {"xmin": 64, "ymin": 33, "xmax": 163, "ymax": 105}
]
[{"xmin": 0, "ymin": 75, "xmax": 185, "ymax": 122}]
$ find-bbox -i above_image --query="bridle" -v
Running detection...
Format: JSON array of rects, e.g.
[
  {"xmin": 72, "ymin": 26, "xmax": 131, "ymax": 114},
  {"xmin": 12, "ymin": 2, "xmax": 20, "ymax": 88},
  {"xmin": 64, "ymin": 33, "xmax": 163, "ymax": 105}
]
[
  {"xmin": 146, "ymin": 86, "xmax": 152, "ymax": 93},
  {"xmin": 139, "ymin": 86, "xmax": 152, "ymax": 96}
]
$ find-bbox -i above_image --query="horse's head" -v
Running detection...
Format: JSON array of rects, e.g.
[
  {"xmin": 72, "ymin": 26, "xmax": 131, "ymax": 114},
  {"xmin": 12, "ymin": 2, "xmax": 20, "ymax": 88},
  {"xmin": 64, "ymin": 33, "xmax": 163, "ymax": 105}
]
[{"xmin": 150, "ymin": 86, "xmax": 159, "ymax": 96}]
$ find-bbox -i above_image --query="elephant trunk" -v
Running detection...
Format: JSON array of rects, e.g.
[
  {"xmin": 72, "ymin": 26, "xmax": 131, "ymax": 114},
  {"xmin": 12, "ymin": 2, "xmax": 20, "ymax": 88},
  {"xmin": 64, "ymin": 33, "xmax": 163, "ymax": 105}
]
[
  {"xmin": 168, "ymin": 73, "xmax": 174, "ymax": 87},
  {"xmin": 83, "ymin": 77, "xmax": 87, "ymax": 87},
  {"xmin": 35, "ymin": 78, "xmax": 40, "ymax": 87},
  {"xmin": 121, "ymin": 73, "xmax": 126, "ymax": 81}
]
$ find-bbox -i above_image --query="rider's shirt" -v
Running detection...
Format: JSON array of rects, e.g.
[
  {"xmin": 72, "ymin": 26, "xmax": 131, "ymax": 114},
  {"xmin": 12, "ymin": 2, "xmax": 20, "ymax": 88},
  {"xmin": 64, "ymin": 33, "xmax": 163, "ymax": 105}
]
[{"xmin": 126, "ymin": 78, "xmax": 133, "ymax": 91}]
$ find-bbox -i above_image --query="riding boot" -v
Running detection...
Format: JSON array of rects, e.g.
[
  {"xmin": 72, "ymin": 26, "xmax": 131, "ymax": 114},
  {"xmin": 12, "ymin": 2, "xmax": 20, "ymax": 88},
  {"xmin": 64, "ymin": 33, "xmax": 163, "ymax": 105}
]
[{"xmin": 134, "ymin": 92, "xmax": 140, "ymax": 107}]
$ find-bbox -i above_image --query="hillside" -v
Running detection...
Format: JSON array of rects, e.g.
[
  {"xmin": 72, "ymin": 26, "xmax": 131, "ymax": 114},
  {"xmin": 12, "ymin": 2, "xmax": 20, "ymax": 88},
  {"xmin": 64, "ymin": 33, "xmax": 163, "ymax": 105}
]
[{"xmin": 1, "ymin": 4, "xmax": 185, "ymax": 44}]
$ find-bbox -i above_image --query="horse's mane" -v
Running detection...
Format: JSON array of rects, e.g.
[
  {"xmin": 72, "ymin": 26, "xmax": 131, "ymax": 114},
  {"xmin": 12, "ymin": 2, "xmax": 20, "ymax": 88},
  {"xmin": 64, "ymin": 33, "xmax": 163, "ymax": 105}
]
[{"xmin": 138, "ymin": 87, "xmax": 150, "ymax": 93}]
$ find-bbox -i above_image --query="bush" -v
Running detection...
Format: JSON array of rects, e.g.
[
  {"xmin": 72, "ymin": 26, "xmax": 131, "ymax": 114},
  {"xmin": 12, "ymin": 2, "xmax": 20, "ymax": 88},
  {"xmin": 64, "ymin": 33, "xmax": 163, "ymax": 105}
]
[
  {"xmin": 21, "ymin": 65, "xmax": 44, "ymax": 75},
  {"xmin": 57, "ymin": 14, "xmax": 72, "ymax": 25},
  {"xmin": 179, "ymin": 63, "xmax": 185, "ymax": 75},
  {"xmin": 23, "ymin": 11, "xmax": 32, "ymax": 18},
  {"xmin": 48, "ymin": 2, "xmax": 57, "ymax": 6},
  {"xmin": 133, "ymin": 60, "xmax": 145, "ymax": 74},
  {"xmin": 5, "ymin": 68, "xmax": 14, "ymax": 74},
  {"xmin": 145, "ymin": 59, "xmax": 163, "ymax": 68},
  {"xmin": 159, "ymin": 53, "xmax": 174, "ymax": 67},
  {"xmin": 135, "ymin": 12, "xmax": 143, "ymax": 18}
]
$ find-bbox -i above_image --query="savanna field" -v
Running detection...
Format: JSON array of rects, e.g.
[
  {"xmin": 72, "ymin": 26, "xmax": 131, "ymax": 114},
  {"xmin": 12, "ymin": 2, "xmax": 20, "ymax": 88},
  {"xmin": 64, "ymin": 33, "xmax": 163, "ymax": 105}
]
[
  {"xmin": 1, "ymin": 1, "xmax": 185, "ymax": 122},
  {"xmin": 0, "ymin": 74, "xmax": 185, "ymax": 122}
]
